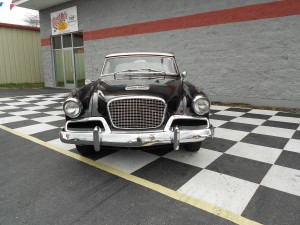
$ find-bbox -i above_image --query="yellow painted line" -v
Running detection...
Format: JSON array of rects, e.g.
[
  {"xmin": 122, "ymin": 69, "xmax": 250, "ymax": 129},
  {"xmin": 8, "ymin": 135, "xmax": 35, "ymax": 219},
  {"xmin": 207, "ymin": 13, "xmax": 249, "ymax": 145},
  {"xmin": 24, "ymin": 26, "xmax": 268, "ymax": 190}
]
[{"xmin": 0, "ymin": 124, "xmax": 261, "ymax": 225}]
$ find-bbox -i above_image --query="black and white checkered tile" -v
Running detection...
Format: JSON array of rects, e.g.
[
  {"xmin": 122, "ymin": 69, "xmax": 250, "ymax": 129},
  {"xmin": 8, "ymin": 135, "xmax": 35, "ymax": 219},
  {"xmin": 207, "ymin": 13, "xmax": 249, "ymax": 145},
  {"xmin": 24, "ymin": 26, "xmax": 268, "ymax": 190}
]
[{"xmin": 1, "ymin": 93, "xmax": 300, "ymax": 223}]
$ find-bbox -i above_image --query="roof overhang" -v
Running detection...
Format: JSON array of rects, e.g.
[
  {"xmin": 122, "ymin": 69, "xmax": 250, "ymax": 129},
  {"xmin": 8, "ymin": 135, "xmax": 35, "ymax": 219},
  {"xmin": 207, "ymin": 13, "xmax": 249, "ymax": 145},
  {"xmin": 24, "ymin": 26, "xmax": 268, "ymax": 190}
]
[{"xmin": 13, "ymin": 0, "xmax": 72, "ymax": 10}]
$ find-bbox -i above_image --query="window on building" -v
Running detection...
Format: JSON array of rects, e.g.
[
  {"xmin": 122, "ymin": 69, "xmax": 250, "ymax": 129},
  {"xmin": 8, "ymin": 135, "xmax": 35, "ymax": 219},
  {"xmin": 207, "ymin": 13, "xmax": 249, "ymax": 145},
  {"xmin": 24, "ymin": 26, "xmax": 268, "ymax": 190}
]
[{"xmin": 52, "ymin": 32, "xmax": 85, "ymax": 88}]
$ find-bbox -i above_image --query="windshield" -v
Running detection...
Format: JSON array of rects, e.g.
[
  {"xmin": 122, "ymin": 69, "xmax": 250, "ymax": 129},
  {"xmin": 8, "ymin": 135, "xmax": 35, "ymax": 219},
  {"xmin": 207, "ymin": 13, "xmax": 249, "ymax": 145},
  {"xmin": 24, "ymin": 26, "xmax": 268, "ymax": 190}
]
[{"xmin": 101, "ymin": 56, "xmax": 178, "ymax": 76}]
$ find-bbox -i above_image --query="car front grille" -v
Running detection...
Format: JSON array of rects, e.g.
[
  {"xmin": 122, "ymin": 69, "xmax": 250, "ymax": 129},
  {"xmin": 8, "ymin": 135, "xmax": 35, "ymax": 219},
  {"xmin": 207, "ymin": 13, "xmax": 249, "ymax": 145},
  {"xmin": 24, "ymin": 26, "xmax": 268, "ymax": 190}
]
[{"xmin": 108, "ymin": 97, "xmax": 166, "ymax": 129}]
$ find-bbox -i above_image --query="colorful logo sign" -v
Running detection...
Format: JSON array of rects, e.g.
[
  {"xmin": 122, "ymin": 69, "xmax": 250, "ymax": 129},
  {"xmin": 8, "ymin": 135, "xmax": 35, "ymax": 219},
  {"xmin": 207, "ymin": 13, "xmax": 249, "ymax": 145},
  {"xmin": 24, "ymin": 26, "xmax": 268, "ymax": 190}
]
[{"xmin": 51, "ymin": 6, "xmax": 78, "ymax": 35}]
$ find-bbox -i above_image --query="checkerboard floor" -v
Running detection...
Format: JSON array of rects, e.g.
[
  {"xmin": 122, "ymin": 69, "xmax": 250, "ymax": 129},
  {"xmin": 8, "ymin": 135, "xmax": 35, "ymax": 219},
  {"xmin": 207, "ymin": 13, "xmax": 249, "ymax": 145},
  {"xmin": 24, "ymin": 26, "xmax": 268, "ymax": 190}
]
[{"xmin": 1, "ymin": 93, "xmax": 300, "ymax": 224}]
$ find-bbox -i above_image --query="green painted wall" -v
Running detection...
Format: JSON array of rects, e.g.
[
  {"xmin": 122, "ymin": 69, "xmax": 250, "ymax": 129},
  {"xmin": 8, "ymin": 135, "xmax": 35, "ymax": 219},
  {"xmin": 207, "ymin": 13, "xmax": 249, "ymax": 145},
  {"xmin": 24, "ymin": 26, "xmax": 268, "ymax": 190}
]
[{"xmin": 0, "ymin": 26, "xmax": 43, "ymax": 84}]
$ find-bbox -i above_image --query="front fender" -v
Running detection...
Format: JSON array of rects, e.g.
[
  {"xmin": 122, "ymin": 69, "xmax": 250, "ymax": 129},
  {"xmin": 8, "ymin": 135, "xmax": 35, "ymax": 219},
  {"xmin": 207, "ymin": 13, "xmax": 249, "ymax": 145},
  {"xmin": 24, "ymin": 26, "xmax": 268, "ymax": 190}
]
[{"xmin": 174, "ymin": 81, "xmax": 209, "ymax": 117}]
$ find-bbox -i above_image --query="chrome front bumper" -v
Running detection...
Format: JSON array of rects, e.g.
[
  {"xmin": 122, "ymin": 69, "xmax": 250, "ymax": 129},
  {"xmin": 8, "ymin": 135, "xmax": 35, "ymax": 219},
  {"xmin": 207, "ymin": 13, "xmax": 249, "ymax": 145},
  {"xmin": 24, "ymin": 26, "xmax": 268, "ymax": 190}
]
[{"xmin": 60, "ymin": 116, "xmax": 214, "ymax": 151}]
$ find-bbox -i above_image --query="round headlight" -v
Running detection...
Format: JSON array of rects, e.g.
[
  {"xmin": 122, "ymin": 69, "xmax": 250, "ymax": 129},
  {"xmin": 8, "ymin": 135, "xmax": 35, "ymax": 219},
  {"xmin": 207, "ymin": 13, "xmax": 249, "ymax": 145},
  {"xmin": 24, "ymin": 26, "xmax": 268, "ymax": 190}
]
[
  {"xmin": 192, "ymin": 96, "xmax": 210, "ymax": 115},
  {"xmin": 63, "ymin": 98, "xmax": 82, "ymax": 118}
]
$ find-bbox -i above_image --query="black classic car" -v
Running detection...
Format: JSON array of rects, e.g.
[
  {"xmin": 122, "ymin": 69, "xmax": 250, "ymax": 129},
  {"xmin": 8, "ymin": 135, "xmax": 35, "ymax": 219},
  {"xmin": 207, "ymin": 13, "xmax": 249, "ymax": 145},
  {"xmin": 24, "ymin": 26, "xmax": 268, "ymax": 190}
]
[{"xmin": 60, "ymin": 52, "xmax": 214, "ymax": 155}]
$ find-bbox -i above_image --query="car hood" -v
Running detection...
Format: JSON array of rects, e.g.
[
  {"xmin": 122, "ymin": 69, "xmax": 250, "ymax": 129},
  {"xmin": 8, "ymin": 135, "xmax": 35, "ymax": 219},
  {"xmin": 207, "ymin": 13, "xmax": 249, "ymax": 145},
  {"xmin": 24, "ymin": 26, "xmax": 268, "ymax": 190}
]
[
  {"xmin": 74, "ymin": 76, "xmax": 208, "ymax": 119},
  {"xmin": 96, "ymin": 77, "xmax": 183, "ymax": 103}
]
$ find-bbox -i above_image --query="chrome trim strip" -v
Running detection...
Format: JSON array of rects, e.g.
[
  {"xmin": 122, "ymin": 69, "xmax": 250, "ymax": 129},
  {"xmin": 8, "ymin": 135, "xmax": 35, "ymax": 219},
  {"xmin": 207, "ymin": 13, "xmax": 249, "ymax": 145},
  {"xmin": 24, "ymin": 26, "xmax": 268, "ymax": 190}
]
[
  {"xmin": 164, "ymin": 115, "xmax": 210, "ymax": 132},
  {"xmin": 65, "ymin": 117, "xmax": 111, "ymax": 133},
  {"xmin": 107, "ymin": 96, "xmax": 167, "ymax": 130},
  {"xmin": 125, "ymin": 85, "xmax": 150, "ymax": 90},
  {"xmin": 105, "ymin": 52, "xmax": 174, "ymax": 58}
]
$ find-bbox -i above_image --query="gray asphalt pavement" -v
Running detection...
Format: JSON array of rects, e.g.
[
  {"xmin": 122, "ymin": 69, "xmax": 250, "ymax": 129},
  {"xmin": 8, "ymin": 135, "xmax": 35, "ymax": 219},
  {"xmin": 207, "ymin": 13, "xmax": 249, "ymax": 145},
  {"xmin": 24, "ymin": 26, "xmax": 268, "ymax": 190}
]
[{"xmin": 0, "ymin": 128, "xmax": 233, "ymax": 225}]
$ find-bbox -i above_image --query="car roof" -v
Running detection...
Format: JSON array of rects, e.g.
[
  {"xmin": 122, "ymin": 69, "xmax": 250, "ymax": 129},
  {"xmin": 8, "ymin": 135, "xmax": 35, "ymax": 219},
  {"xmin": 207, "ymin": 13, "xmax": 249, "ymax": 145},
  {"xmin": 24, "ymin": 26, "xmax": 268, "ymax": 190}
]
[{"xmin": 105, "ymin": 52, "xmax": 174, "ymax": 58}]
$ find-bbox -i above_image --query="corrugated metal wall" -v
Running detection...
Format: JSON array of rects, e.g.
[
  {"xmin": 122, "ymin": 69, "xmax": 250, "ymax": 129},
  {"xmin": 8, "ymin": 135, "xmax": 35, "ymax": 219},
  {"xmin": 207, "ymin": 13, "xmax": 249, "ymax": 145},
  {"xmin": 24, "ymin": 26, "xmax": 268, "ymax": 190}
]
[{"xmin": 0, "ymin": 26, "xmax": 43, "ymax": 84}]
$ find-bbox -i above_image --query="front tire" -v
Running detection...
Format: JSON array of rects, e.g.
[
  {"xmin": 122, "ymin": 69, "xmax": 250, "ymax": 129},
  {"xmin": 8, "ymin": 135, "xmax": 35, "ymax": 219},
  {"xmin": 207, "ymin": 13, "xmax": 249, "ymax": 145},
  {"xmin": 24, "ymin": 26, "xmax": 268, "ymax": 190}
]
[
  {"xmin": 184, "ymin": 142, "xmax": 202, "ymax": 152},
  {"xmin": 76, "ymin": 145, "xmax": 95, "ymax": 155}
]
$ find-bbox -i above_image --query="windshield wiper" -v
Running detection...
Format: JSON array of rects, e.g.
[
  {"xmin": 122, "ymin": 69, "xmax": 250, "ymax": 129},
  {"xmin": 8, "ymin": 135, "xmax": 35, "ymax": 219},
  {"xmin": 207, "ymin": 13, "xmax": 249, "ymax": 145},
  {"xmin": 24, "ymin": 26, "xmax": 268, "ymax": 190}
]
[
  {"xmin": 101, "ymin": 70, "xmax": 141, "ymax": 77},
  {"xmin": 139, "ymin": 69, "xmax": 167, "ymax": 74},
  {"xmin": 112, "ymin": 70, "xmax": 141, "ymax": 79},
  {"xmin": 114, "ymin": 69, "xmax": 141, "ymax": 74}
]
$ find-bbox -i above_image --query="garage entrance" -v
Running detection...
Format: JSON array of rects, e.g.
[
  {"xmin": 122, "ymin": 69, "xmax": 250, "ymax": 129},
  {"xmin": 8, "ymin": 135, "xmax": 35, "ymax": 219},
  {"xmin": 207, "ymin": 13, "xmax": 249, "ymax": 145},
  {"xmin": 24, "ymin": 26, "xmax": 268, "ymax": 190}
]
[{"xmin": 52, "ymin": 33, "xmax": 85, "ymax": 89}]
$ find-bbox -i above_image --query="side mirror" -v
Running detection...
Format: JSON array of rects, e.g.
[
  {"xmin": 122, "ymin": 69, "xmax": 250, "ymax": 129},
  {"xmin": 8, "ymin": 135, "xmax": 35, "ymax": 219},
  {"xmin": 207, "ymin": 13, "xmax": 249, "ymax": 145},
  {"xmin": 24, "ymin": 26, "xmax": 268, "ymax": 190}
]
[
  {"xmin": 85, "ymin": 79, "xmax": 93, "ymax": 85},
  {"xmin": 181, "ymin": 71, "xmax": 187, "ymax": 79}
]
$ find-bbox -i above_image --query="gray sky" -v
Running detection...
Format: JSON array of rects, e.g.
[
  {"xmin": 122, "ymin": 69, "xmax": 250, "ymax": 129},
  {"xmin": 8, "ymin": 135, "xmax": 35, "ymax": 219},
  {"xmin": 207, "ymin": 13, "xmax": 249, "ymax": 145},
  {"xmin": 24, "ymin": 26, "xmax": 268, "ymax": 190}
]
[{"xmin": 0, "ymin": 0, "xmax": 38, "ymax": 25}]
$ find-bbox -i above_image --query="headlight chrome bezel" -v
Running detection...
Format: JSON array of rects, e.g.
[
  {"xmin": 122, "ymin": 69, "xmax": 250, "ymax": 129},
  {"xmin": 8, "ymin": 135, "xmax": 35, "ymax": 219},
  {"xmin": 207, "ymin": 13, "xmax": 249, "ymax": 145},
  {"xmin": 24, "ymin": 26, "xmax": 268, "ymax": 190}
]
[
  {"xmin": 192, "ymin": 96, "xmax": 210, "ymax": 115},
  {"xmin": 63, "ymin": 97, "xmax": 83, "ymax": 118}
]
